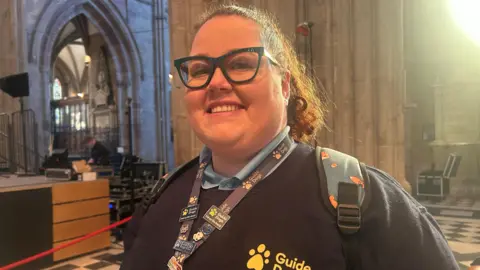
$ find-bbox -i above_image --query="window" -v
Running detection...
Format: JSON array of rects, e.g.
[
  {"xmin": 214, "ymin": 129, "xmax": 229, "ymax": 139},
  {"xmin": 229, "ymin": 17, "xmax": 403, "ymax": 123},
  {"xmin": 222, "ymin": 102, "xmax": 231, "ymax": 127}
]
[{"xmin": 53, "ymin": 78, "xmax": 63, "ymax": 100}]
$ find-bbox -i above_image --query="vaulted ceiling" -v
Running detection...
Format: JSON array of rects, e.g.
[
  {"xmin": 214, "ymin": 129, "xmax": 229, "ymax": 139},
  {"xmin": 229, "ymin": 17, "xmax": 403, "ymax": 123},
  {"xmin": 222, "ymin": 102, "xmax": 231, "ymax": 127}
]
[{"xmin": 52, "ymin": 15, "xmax": 99, "ymax": 85}]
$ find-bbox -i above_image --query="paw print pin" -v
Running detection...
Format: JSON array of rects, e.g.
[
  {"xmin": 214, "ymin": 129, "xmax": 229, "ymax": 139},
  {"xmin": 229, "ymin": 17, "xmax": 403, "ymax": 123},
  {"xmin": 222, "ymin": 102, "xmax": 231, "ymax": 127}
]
[
  {"xmin": 189, "ymin": 196, "xmax": 198, "ymax": 204},
  {"xmin": 176, "ymin": 254, "xmax": 186, "ymax": 263},
  {"xmin": 242, "ymin": 181, "xmax": 253, "ymax": 190},
  {"xmin": 180, "ymin": 224, "xmax": 189, "ymax": 234},
  {"xmin": 272, "ymin": 150, "xmax": 282, "ymax": 160},
  {"xmin": 246, "ymin": 244, "xmax": 271, "ymax": 270},
  {"xmin": 193, "ymin": 231, "xmax": 204, "ymax": 242}
]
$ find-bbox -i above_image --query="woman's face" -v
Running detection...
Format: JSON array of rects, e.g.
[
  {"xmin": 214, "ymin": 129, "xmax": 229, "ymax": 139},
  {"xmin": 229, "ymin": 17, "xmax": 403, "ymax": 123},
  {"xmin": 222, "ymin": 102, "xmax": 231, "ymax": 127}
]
[{"xmin": 184, "ymin": 15, "xmax": 290, "ymax": 158}]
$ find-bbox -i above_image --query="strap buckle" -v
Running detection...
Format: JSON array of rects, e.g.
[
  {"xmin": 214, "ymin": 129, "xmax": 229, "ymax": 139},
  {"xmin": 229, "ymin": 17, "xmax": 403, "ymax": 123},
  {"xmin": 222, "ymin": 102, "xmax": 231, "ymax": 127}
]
[{"xmin": 337, "ymin": 203, "xmax": 361, "ymax": 235}]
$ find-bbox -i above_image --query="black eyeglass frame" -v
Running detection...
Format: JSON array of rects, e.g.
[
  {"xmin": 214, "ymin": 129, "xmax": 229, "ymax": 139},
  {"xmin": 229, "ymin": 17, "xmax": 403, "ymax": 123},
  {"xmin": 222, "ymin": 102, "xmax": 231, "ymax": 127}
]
[{"xmin": 173, "ymin": 46, "xmax": 279, "ymax": 90}]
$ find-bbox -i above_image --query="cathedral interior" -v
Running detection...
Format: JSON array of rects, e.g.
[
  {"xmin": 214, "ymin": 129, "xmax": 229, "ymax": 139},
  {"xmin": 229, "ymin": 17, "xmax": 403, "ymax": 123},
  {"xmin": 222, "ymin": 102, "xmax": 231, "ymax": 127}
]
[{"xmin": 0, "ymin": 0, "xmax": 479, "ymax": 269}]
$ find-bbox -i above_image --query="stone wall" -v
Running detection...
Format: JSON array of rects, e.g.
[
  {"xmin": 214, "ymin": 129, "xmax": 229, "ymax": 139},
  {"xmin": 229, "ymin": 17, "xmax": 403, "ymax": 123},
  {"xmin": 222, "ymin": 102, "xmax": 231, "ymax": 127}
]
[
  {"xmin": 404, "ymin": 0, "xmax": 480, "ymax": 195},
  {"xmin": 0, "ymin": 0, "xmax": 174, "ymax": 168}
]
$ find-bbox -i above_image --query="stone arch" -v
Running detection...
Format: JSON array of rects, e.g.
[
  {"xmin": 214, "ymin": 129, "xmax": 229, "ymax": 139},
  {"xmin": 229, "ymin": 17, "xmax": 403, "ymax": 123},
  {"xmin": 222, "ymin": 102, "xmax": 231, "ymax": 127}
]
[{"xmin": 28, "ymin": 0, "xmax": 143, "ymax": 156}]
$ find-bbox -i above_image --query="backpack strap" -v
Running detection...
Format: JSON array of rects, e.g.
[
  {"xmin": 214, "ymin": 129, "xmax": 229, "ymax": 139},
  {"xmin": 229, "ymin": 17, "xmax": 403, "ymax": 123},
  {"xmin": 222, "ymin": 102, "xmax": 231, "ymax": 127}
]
[
  {"xmin": 315, "ymin": 147, "xmax": 367, "ymax": 234},
  {"xmin": 315, "ymin": 147, "xmax": 371, "ymax": 270},
  {"xmin": 140, "ymin": 157, "xmax": 200, "ymax": 216}
]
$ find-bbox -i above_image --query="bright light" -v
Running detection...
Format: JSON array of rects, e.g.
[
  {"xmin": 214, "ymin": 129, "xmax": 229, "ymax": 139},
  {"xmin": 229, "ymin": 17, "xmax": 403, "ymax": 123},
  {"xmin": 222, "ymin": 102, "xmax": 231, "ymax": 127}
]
[
  {"xmin": 449, "ymin": 0, "xmax": 480, "ymax": 46},
  {"xmin": 77, "ymin": 93, "xmax": 84, "ymax": 98}
]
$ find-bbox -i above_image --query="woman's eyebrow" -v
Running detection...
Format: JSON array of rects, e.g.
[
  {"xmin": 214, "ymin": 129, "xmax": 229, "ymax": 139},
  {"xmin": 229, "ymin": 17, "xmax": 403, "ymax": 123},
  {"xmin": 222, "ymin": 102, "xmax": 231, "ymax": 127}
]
[{"xmin": 190, "ymin": 47, "xmax": 249, "ymax": 58}]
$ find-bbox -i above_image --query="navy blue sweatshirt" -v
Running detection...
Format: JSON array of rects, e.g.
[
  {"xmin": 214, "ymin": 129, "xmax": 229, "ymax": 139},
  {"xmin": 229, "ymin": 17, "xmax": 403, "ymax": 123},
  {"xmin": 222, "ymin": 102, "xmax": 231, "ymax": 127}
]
[{"xmin": 121, "ymin": 143, "xmax": 458, "ymax": 270}]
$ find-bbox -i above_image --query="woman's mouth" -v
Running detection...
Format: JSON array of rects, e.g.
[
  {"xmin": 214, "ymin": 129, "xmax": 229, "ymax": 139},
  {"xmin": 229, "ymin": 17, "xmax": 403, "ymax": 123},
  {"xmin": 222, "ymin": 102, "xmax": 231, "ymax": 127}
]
[{"xmin": 207, "ymin": 105, "xmax": 244, "ymax": 114}]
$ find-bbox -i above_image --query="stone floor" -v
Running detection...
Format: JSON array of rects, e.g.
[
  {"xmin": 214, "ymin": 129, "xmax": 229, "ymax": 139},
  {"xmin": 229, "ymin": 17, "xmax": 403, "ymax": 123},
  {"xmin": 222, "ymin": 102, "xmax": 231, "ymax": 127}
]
[{"xmin": 45, "ymin": 215, "xmax": 480, "ymax": 270}]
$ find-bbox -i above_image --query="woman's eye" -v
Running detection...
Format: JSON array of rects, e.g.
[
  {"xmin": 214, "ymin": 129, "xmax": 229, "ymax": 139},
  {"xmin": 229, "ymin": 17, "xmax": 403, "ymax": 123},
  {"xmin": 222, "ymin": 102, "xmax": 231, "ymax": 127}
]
[
  {"xmin": 229, "ymin": 61, "xmax": 255, "ymax": 70},
  {"xmin": 190, "ymin": 66, "xmax": 210, "ymax": 77}
]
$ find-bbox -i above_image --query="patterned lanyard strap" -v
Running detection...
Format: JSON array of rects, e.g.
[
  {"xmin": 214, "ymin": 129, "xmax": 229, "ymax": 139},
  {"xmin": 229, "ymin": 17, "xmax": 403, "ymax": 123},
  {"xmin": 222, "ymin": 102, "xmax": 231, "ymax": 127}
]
[{"xmin": 167, "ymin": 136, "xmax": 293, "ymax": 270}]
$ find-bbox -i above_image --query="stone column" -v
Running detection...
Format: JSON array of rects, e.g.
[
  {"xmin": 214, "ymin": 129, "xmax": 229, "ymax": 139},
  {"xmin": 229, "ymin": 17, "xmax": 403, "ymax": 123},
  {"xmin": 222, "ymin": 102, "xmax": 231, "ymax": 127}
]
[
  {"xmin": 0, "ymin": 0, "xmax": 24, "ymax": 113},
  {"xmin": 153, "ymin": 0, "xmax": 175, "ymax": 170}
]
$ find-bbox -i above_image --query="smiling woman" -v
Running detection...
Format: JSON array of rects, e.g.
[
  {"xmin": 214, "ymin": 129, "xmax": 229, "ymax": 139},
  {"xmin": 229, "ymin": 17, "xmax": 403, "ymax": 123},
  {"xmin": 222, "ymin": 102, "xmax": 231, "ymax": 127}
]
[{"xmin": 120, "ymin": 4, "xmax": 458, "ymax": 270}]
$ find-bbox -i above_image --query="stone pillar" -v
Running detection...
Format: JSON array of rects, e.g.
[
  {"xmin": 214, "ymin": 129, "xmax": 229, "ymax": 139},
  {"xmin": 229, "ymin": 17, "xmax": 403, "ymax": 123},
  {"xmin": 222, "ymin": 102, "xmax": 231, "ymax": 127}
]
[
  {"xmin": 153, "ymin": 0, "xmax": 175, "ymax": 170},
  {"xmin": 0, "ymin": 0, "xmax": 24, "ymax": 113}
]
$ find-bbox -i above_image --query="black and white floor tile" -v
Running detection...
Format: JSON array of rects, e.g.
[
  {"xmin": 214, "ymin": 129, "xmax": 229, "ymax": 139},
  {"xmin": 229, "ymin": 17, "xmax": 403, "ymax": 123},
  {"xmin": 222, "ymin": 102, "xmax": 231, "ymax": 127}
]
[
  {"xmin": 47, "ymin": 244, "xmax": 123, "ymax": 270},
  {"xmin": 437, "ymin": 217, "xmax": 480, "ymax": 244},
  {"xmin": 435, "ymin": 216, "xmax": 480, "ymax": 269},
  {"xmin": 47, "ymin": 217, "xmax": 480, "ymax": 269}
]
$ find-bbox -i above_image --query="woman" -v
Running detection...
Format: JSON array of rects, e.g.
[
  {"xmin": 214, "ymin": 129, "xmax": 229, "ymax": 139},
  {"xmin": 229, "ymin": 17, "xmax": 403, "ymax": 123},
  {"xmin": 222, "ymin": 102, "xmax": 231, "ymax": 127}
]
[{"xmin": 121, "ymin": 4, "xmax": 457, "ymax": 270}]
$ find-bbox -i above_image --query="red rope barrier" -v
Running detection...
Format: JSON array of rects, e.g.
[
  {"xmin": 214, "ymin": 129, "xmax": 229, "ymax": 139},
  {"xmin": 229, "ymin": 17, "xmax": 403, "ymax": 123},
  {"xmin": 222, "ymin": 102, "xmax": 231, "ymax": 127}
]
[{"xmin": 0, "ymin": 217, "xmax": 132, "ymax": 270}]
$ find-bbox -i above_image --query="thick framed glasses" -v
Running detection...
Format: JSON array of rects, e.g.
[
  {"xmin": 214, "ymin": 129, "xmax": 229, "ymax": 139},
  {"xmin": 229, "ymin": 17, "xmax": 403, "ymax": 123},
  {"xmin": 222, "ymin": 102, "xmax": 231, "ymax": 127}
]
[{"xmin": 174, "ymin": 47, "xmax": 279, "ymax": 90}]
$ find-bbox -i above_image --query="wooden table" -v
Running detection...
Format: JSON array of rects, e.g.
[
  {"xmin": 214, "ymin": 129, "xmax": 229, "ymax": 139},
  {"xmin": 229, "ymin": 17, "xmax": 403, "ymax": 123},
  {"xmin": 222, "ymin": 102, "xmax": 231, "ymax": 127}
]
[{"xmin": 0, "ymin": 175, "xmax": 110, "ymax": 269}]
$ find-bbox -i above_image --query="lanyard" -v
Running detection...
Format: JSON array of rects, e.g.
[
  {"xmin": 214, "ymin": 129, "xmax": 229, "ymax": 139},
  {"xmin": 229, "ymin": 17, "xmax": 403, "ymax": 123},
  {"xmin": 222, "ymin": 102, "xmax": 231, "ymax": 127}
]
[{"xmin": 167, "ymin": 135, "xmax": 293, "ymax": 269}]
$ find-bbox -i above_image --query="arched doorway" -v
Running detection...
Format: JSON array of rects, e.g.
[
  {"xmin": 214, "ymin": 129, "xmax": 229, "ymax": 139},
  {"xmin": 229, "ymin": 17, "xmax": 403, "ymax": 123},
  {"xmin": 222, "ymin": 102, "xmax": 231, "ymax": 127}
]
[
  {"xmin": 27, "ymin": 0, "xmax": 143, "ymax": 159},
  {"xmin": 50, "ymin": 16, "xmax": 119, "ymax": 155}
]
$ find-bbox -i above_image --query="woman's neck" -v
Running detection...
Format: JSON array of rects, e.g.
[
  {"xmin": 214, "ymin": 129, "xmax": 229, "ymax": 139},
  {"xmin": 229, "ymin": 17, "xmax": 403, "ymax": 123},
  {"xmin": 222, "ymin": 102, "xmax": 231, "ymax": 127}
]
[{"xmin": 210, "ymin": 152, "xmax": 252, "ymax": 177}]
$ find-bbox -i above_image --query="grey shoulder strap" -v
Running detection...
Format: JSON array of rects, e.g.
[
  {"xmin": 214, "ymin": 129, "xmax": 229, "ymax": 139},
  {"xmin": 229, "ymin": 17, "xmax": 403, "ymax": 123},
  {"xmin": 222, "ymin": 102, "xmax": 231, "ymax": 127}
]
[{"xmin": 315, "ymin": 147, "xmax": 366, "ymax": 234}]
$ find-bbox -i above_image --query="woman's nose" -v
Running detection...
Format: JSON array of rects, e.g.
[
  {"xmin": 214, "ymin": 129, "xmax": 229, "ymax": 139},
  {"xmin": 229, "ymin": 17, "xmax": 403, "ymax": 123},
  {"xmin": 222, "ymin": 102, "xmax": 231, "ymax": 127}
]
[{"xmin": 207, "ymin": 67, "xmax": 231, "ymax": 91}]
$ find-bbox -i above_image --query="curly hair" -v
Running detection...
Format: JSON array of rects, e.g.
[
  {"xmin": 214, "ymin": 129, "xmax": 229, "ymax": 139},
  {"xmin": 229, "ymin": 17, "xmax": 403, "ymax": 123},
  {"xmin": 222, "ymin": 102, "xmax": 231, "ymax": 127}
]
[{"xmin": 195, "ymin": 4, "xmax": 325, "ymax": 144}]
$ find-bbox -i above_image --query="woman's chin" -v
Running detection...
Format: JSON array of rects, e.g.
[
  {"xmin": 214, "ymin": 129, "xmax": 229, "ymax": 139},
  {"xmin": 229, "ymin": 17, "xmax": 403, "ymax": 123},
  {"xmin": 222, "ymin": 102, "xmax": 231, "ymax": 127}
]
[
  {"xmin": 206, "ymin": 135, "xmax": 242, "ymax": 147},
  {"xmin": 200, "ymin": 130, "xmax": 244, "ymax": 148}
]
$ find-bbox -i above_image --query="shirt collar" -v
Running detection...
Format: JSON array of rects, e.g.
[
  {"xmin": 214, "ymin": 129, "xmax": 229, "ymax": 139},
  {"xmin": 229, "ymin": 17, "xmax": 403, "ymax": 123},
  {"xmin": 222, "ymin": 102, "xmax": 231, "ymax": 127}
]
[{"xmin": 200, "ymin": 126, "xmax": 291, "ymax": 190}]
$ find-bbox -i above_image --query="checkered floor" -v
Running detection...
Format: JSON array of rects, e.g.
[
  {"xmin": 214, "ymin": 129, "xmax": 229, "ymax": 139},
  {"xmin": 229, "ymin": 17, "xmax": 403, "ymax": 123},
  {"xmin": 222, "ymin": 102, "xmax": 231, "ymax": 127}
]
[
  {"xmin": 46, "ymin": 217, "xmax": 480, "ymax": 269},
  {"xmin": 436, "ymin": 197, "xmax": 480, "ymax": 209},
  {"xmin": 435, "ymin": 216, "xmax": 480, "ymax": 269},
  {"xmin": 46, "ymin": 244, "xmax": 123, "ymax": 270},
  {"xmin": 437, "ymin": 218, "xmax": 480, "ymax": 244}
]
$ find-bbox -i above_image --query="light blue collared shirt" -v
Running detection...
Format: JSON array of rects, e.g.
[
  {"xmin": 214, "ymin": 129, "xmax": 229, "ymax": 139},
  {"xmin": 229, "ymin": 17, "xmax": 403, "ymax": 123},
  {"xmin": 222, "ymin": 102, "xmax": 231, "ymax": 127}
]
[{"xmin": 199, "ymin": 126, "xmax": 297, "ymax": 190}]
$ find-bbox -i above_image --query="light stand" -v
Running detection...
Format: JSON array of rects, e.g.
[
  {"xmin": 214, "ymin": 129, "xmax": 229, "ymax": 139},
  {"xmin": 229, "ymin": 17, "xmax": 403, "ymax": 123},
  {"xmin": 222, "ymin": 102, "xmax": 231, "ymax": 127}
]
[{"xmin": 19, "ymin": 97, "xmax": 30, "ymax": 176}]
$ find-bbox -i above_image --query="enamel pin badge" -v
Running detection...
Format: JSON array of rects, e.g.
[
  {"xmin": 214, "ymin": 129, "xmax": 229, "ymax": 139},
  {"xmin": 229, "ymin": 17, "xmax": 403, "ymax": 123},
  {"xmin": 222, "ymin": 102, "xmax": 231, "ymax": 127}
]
[{"xmin": 167, "ymin": 256, "xmax": 182, "ymax": 270}]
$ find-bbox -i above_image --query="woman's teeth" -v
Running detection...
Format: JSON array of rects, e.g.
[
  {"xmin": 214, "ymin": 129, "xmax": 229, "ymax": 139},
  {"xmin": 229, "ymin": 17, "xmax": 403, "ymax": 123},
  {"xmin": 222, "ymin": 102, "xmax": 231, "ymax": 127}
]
[{"xmin": 211, "ymin": 105, "xmax": 240, "ymax": 113}]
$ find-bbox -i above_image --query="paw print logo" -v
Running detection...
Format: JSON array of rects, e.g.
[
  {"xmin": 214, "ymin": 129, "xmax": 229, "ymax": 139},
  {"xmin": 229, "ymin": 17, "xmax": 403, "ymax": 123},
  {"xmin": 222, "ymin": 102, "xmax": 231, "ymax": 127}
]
[
  {"xmin": 182, "ymin": 209, "xmax": 189, "ymax": 216},
  {"xmin": 209, "ymin": 208, "xmax": 218, "ymax": 217},
  {"xmin": 321, "ymin": 151, "xmax": 330, "ymax": 160},
  {"xmin": 189, "ymin": 196, "xmax": 198, "ymax": 204},
  {"xmin": 193, "ymin": 231, "xmax": 204, "ymax": 241},
  {"xmin": 272, "ymin": 150, "xmax": 282, "ymax": 160},
  {"xmin": 246, "ymin": 244, "xmax": 271, "ymax": 270},
  {"xmin": 180, "ymin": 224, "xmax": 189, "ymax": 234},
  {"xmin": 242, "ymin": 181, "xmax": 253, "ymax": 190},
  {"xmin": 175, "ymin": 254, "xmax": 186, "ymax": 263}
]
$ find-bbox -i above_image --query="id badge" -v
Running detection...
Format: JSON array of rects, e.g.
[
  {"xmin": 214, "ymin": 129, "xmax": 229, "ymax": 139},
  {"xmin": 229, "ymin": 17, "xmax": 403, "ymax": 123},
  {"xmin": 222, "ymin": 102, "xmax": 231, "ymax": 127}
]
[{"xmin": 167, "ymin": 256, "xmax": 182, "ymax": 270}]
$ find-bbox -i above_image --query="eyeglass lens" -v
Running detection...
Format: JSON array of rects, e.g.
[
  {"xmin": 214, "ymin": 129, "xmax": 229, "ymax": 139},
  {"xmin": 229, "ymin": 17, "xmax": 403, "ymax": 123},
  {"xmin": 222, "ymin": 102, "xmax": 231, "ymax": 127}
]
[{"xmin": 178, "ymin": 51, "xmax": 260, "ymax": 88}]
